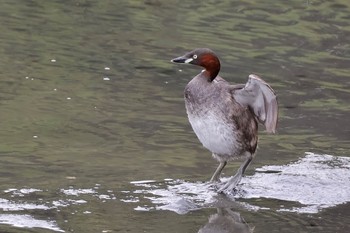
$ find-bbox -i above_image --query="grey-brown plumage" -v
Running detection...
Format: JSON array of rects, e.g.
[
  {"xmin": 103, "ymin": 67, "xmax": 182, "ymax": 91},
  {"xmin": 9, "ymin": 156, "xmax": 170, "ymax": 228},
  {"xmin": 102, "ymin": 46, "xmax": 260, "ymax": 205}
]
[
  {"xmin": 198, "ymin": 208, "xmax": 253, "ymax": 233},
  {"xmin": 171, "ymin": 48, "xmax": 278, "ymax": 192}
]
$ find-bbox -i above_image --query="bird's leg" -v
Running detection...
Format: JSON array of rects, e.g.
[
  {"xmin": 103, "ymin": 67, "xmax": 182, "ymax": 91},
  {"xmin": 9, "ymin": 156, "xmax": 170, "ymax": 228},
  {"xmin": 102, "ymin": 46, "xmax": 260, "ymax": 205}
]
[
  {"xmin": 210, "ymin": 161, "xmax": 227, "ymax": 182},
  {"xmin": 218, "ymin": 154, "xmax": 253, "ymax": 193}
]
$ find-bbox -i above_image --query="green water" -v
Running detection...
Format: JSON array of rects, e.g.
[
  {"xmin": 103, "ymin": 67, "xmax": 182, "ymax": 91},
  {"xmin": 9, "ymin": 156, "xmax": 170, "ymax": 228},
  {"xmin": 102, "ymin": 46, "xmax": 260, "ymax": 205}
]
[{"xmin": 0, "ymin": 0, "xmax": 349, "ymax": 232}]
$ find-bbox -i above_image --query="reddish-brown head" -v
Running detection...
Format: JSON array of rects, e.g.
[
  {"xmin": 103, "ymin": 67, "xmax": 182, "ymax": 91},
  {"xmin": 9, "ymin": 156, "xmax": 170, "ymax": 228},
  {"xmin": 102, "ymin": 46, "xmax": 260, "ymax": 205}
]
[{"xmin": 171, "ymin": 48, "xmax": 221, "ymax": 81}]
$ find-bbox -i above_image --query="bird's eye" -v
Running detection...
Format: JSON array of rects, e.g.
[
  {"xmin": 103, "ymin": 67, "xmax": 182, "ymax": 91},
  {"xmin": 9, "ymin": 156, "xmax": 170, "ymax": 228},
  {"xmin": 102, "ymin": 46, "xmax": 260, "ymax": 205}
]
[{"xmin": 193, "ymin": 54, "xmax": 197, "ymax": 59}]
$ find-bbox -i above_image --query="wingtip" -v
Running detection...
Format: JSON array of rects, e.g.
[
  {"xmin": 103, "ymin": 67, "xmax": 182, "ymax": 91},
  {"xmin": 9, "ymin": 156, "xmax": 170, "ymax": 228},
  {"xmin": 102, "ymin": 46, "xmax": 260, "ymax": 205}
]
[
  {"xmin": 265, "ymin": 98, "xmax": 278, "ymax": 134},
  {"xmin": 248, "ymin": 74, "xmax": 262, "ymax": 80}
]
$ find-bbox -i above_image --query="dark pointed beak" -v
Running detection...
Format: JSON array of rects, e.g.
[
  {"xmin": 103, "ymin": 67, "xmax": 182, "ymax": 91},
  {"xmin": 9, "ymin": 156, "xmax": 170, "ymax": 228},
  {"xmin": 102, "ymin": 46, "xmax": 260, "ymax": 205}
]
[{"xmin": 171, "ymin": 56, "xmax": 187, "ymax": 63}]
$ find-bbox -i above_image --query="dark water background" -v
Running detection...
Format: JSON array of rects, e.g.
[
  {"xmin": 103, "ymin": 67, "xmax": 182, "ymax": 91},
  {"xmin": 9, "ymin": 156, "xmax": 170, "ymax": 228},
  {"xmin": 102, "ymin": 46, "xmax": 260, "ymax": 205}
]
[{"xmin": 0, "ymin": 0, "xmax": 349, "ymax": 232}]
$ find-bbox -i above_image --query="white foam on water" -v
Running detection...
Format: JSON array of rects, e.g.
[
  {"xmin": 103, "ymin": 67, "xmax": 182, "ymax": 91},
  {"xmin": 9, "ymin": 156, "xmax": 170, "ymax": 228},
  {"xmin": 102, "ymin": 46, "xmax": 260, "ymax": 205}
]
[
  {"xmin": 0, "ymin": 198, "xmax": 50, "ymax": 211},
  {"xmin": 60, "ymin": 188, "xmax": 96, "ymax": 196},
  {"xmin": 129, "ymin": 153, "xmax": 350, "ymax": 214},
  {"xmin": 1, "ymin": 186, "xmax": 117, "ymax": 231},
  {"xmin": 134, "ymin": 206, "xmax": 154, "ymax": 211},
  {"xmin": 0, "ymin": 214, "xmax": 64, "ymax": 232},
  {"xmin": 130, "ymin": 180, "xmax": 157, "ymax": 184},
  {"xmin": 4, "ymin": 188, "xmax": 42, "ymax": 197},
  {"xmin": 240, "ymin": 152, "xmax": 350, "ymax": 213},
  {"xmin": 128, "ymin": 179, "xmax": 217, "ymax": 214}
]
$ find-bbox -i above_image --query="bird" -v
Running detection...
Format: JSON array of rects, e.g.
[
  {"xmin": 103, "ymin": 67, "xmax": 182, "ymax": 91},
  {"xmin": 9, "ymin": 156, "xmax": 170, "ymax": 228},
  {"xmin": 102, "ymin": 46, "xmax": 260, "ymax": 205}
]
[
  {"xmin": 171, "ymin": 48, "xmax": 278, "ymax": 193},
  {"xmin": 198, "ymin": 208, "xmax": 253, "ymax": 233}
]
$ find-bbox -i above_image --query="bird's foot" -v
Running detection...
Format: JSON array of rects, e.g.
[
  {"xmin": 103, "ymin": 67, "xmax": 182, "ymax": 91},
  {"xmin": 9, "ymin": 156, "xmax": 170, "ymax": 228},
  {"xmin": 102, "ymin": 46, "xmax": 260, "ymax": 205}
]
[
  {"xmin": 208, "ymin": 180, "xmax": 221, "ymax": 191},
  {"xmin": 217, "ymin": 175, "xmax": 242, "ymax": 194}
]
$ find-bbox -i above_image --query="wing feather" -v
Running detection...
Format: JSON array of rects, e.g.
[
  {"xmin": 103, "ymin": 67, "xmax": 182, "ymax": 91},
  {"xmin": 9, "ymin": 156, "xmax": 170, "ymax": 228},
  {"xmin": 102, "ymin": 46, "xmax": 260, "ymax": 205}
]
[{"xmin": 231, "ymin": 74, "xmax": 278, "ymax": 133}]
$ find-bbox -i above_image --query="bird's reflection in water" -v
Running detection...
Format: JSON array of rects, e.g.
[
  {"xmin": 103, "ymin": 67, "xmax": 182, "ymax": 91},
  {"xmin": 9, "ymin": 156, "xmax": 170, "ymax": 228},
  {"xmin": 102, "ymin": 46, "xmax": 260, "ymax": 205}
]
[{"xmin": 198, "ymin": 208, "xmax": 254, "ymax": 233}]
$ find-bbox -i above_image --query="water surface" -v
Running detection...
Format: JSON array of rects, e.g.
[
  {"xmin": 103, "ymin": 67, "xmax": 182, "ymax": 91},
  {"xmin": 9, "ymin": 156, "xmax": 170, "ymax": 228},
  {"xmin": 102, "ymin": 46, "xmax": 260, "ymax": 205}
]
[{"xmin": 0, "ymin": 0, "xmax": 349, "ymax": 232}]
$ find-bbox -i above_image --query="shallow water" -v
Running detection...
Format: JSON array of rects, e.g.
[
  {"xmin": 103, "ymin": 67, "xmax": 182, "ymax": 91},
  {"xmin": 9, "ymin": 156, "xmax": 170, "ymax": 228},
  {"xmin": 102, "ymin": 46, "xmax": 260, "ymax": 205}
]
[
  {"xmin": 127, "ymin": 153, "xmax": 350, "ymax": 213},
  {"xmin": 0, "ymin": 0, "xmax": 349, "ymax": 232}
]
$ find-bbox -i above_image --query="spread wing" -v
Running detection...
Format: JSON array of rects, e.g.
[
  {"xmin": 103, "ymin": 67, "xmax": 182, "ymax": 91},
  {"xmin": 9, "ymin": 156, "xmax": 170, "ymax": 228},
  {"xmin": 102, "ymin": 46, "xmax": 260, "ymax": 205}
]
[{"xmin": 231, "ymin": 74, "xmax": 278, "ymax": 133}]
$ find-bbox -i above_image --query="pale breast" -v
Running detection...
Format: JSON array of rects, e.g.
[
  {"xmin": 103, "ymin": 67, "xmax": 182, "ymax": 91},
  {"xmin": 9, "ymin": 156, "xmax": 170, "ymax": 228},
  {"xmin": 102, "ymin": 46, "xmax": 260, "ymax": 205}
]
[{"xmin": 187, "ymin": 110, "xmax": 242, "ymax": 157}]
